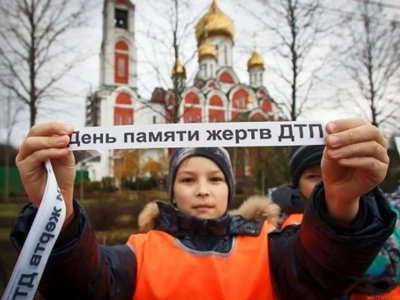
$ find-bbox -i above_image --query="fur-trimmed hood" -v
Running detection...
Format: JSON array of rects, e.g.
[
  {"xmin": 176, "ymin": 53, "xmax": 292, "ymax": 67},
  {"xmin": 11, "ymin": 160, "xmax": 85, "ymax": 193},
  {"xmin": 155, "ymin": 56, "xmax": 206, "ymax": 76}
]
[{"xmin": 138, "ymin": 195, "xmax": 281, "ymax": 234}]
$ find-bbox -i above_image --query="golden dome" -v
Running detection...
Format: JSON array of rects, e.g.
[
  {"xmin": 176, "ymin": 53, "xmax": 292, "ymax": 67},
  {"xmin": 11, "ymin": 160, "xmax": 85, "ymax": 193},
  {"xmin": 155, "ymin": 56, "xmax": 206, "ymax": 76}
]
[
  {"xmin": 171, "ymin": 59, "xmax": 186, "ymax": 77},
  {"xmin": 247, "ymin": 51, "xmax": 265, "ymax": 70},
  {"xmin": 198, "ymin": 39, "xmax": 217, "ymax": 61},
  {"xmin": 195, "ymin": 0, "xmax": 234, "ymax": 44}
]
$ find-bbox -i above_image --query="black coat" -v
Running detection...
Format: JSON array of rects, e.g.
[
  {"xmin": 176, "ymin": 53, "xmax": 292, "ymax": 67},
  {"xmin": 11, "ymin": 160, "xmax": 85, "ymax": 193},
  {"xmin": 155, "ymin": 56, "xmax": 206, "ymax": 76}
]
[{"xmin": 10, "ymin": 182, "xmax": 396, "ymax": 300}]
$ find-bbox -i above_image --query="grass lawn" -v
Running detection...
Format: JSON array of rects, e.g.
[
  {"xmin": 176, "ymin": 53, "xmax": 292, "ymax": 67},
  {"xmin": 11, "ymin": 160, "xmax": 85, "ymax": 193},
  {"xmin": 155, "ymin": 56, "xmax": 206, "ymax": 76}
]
[
  {"xmin": 0, "ymin": 228, "xmax": 10, "ymax": 241},
  {"xmin": 0, "ymin": 198, "xmax": 111, "ymax": 218},
  {"xmin": 0, "ymin": 202, "xmax": 25, "ymax": 218}
]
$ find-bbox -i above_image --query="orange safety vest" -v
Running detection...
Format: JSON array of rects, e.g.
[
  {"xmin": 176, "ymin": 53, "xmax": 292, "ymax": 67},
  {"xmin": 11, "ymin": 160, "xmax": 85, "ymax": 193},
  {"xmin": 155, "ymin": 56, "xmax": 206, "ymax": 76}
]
[
  {"xmin": 350, "ymin": 286, "xmax": 400, "ymax": 300},
  {"xmin": 281, "ymin": 213, "xmax": 304, "ymax": 229},
  {"xmin": 127, "ymin": 221, "xmax": 276, "ymax": 300}
]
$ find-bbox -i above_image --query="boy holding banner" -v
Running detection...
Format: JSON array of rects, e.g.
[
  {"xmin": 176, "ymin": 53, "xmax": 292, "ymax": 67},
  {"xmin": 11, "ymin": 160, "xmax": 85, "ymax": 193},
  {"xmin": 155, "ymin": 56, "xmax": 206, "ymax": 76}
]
[{"xmin": 9, "ymin": 118, "xmax": 396, "ymax": 299}]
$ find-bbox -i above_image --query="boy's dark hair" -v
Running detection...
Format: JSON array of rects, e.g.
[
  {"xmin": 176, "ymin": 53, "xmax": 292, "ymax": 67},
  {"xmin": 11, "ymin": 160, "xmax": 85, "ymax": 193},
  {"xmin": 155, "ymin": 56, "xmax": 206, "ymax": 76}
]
[{"xmin": 289, "ymin": 145, "xmax": 325, "ymax": 187}]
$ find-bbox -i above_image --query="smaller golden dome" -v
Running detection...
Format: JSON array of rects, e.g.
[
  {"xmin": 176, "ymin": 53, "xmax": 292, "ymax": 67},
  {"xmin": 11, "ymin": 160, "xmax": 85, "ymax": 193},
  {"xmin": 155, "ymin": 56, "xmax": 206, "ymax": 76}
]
[
  {"xmin": 247, "ymin": 51, "xmax": 265, "ymax": 70},
  {"xmin": 198, "ymin": 39, "xmax": 217, "ymax": 61},
  {"xmin": 171, "ymin": 60, "xmax": 186, "ymax": 77}
]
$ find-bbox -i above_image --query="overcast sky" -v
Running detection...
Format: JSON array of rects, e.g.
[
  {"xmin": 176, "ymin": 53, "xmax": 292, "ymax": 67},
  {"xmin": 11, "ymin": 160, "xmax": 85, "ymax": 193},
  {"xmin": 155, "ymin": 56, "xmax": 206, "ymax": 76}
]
[{"xmin": 1, "ymin": 0, "xmax": 399, "ymax": 146}]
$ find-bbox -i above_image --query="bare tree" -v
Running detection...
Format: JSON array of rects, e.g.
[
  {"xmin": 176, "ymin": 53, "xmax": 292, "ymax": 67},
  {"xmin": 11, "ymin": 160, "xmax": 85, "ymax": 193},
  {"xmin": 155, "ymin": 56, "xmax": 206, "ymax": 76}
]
[
  {"xmin": 240, "ymin": 0, "xmax": 336, "ymax": 120},
  {"xmin": 0, "ymin": 84, "xmax": 22, "ymax": 202},
  {"xmin": 135, "ymin": 0, "xmax": 201, "ymax": 123},
  {"xmin": 334, "ymin": 0, "xmax": 400, "ymax": 134},
  {"xmin": 0, "ymin": 0, "xmax": 95, "ymax": 127}
]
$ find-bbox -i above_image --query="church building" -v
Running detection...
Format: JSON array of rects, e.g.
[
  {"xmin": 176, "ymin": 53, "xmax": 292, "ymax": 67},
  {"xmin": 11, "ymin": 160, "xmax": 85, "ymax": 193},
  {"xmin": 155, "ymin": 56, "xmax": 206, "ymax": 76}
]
[{"xmin": 84, "ymin": 0, "xmax": 276, "ymax": 182}]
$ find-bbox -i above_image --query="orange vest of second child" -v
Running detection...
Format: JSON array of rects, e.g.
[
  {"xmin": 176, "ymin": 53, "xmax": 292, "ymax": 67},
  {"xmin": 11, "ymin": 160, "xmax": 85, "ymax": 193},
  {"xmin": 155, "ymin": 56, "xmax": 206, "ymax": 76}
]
[
  {"xmin": 127, "ymin": 221, "xmax": 276, "ymax": 300},
  {"xmin": 281, "ymin": 213, "xmax": 400, "ymax": 300},
  {"xmin": 281, "ymin": 213, "xmax": 304, "ymax": 229}
]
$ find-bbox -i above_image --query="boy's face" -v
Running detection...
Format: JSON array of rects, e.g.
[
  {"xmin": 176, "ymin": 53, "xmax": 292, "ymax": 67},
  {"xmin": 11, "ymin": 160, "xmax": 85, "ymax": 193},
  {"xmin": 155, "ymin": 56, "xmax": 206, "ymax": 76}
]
[
  {"xmin": 298, "ymin": 165, "xmax": 322, "ymax": 199},
  {"xmin": 173, "ymin": 156, "xmax": 229, "ymax": 219}
]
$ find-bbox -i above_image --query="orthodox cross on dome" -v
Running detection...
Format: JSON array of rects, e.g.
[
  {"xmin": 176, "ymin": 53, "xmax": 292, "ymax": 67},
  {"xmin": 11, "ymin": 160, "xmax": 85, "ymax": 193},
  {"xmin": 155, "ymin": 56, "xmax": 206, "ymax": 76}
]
[
  {"xmin": 211, "ymin": 0, "xmax": 218, "ymax": 11},
  {"xmin": 252, "ymin": 31, "xmax": 258, "ymax": 51}
]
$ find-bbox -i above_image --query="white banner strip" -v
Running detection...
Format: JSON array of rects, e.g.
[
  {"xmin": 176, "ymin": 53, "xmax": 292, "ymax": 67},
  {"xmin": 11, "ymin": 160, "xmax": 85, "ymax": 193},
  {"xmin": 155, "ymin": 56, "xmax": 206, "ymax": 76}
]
[
  {"xmin": 395, "ymin": 137, "xmax": 400, "ymax": 158},
  {"xmin": 2, "ymin": 161, "xmax": 66, "ymax": 300},
  {"xmin": 68, "ymin": 121, "xmax": 327, "ymax": 151}
]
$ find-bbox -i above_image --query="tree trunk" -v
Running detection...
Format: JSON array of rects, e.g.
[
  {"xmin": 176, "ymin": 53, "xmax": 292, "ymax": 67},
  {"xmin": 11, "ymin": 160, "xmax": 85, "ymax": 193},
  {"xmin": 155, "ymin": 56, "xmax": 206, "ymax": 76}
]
[
  {"xmin": 233, "ymin": 148, "xmax": 237, "ymax": 176},
  {"xmin": 261, "ymin": 168, "xmax": 265, "ymax": 195},
  {"xmin": 4, "ymin": 144, "xmax": 10, "ymax": 202},
  {"xmin": 30, "ymin": 101, "xmax": 36, "ymax": 127}
]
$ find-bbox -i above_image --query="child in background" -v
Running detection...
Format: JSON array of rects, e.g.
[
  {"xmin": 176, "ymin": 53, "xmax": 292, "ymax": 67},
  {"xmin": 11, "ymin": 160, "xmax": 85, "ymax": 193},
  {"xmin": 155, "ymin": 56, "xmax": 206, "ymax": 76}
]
[{"xmin": 272, "ymin": 144, "xmax": 400, "ymax": 299}]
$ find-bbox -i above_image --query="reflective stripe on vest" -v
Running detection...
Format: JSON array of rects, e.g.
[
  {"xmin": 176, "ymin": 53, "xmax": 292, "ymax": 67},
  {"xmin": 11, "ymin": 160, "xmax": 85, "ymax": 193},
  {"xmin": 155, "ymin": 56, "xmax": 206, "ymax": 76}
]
[
  {"xmin": 127, "ymin": 221, "xmax": 276, "ymax": 300},
  {"xmin": 350, "ymin": 285, "xmax": 400, "ymax": 300},
  {"xmin": 281, "ymin": 213, "xmax": 304, "ymax": 229}
]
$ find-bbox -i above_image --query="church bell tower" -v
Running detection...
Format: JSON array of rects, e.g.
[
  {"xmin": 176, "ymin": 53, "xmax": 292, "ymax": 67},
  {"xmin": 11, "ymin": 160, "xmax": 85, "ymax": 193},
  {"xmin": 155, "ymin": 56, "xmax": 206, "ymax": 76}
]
[{"xmin": 100, "ymin": 0, "xmax": 137, "ymax": 90}]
